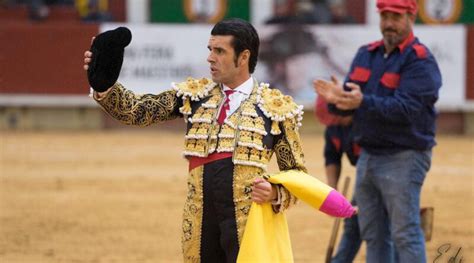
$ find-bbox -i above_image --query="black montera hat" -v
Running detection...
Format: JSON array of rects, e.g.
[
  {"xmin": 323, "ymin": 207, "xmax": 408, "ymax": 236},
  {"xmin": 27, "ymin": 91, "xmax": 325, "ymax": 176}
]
[{"xmin": 87, "ymin": 27, "xmax": 132, "ymax": 92}]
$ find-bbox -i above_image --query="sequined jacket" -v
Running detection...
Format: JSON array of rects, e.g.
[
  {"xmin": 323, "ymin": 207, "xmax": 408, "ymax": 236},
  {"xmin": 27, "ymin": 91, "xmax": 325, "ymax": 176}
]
[{"xmin": 94, "ymin": 77, "xmax": 307, "ymax": 259}]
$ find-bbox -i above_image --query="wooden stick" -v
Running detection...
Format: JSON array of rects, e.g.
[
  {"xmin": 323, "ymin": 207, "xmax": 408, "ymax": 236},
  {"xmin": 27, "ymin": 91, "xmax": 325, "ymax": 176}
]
[{"xmin": 325, "ymin": 176, "xmax": 351, "ymax": 263}]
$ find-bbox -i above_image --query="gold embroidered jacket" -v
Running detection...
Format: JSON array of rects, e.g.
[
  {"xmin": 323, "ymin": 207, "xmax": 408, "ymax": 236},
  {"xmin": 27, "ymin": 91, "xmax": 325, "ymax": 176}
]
[{"xmin": 94, "ymin": 77, "xmax": 307, "ymax": 262}]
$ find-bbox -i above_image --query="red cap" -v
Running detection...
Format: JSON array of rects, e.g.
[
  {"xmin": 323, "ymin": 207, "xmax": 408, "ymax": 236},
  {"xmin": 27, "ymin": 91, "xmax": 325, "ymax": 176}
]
[{"xmin": 376, "ymin": 0, "xmax": 417, "ymax": 15}]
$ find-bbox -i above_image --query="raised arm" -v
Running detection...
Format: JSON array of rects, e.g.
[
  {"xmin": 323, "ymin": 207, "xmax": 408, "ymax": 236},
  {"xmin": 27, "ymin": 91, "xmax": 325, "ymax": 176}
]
[
  {"xmin": 93, "ymin": 83, "xmax": 181, "ymax": 127},
  {"xmin": 83, "ymin": 27, "xmax": 182, "ymax": 127}
]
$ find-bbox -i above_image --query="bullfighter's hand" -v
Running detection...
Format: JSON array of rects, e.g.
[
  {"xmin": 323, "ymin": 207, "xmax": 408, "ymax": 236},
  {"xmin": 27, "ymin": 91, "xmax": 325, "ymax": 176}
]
[{"xmin": 251, "ymin": 177, "xmax": 277, "ymax": 204}]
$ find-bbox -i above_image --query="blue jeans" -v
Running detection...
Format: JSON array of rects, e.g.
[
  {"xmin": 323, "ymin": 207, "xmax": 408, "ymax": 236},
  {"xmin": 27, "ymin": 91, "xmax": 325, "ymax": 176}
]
[
  {"xmin": 331, "ymin": 199, "xmax": 362, "ymax": 263},
  {"xmin": 355, "ymin": 150, "xmax": 431, "ymax": 263}
]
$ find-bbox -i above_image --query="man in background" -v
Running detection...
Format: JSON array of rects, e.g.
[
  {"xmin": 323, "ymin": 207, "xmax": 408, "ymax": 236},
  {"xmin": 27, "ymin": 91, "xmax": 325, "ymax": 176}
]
[
  {"xmin": 314, "ymin": 0, "xmax": 442, "ymax": 261},
  {"xmin": 315, "ymin": 96, "xmax": 362, "ymax": 262}
]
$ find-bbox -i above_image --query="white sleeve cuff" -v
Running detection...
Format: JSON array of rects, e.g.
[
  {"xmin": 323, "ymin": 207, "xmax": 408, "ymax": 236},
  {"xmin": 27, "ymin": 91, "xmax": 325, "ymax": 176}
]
[{"xmin": 271, "ymin": 185, "xmax": 282, "ymax": 205}]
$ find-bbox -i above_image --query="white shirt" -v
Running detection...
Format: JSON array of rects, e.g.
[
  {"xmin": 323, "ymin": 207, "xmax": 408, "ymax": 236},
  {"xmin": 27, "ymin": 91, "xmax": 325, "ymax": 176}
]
[{"xmin": 221, "ymin": 76, "xmax": 254, "ymax": 119}]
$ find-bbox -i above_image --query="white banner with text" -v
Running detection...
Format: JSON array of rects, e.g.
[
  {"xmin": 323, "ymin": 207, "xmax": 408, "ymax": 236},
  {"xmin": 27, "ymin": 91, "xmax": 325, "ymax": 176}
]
[{"xmin": 101, "ymin": 23, "xmax": 466, "ymax": 110}]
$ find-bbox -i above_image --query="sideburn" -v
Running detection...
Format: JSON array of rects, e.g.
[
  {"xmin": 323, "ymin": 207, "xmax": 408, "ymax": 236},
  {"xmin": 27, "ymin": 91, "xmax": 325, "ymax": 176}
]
[
  {"xmin": 233, "ymin": 53, "xmax": 239, "ymax": 68},
  {"xmin": 234, "ymin": 51, "xmax": 249, "ymax": 69}
]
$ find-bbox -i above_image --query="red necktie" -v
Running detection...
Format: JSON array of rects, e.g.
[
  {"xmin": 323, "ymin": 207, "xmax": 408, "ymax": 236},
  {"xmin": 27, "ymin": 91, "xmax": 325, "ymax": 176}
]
[{"xmin": 217, "ymin": 90, "xmax": 235, "ymax": 124}]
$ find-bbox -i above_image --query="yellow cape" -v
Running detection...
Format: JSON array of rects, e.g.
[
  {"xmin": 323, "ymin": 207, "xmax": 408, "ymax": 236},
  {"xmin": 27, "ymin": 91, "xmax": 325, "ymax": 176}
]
[{"xmin": 237, "ymin": 170, "xmax": 334, "ymax": 263}]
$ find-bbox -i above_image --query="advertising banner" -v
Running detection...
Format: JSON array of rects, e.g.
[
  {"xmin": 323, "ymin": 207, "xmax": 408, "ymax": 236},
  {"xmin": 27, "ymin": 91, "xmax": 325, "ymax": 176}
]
[
  {"xmin": 255, "ymin": 25, "xmax": 466, "ymax": 109},
  {"xmin": 102, "ymin": 23, "xmax": 466, "ymax": 110},
  {"xmin": 101, "ymin": 24, "xmax": 212, "ymax": 94}
]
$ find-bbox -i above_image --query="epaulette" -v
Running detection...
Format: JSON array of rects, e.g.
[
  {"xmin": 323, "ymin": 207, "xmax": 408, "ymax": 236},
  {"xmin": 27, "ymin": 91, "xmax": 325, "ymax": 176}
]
[
  {"xmin": 412, "ymin": 44, "xmax": 428, "ymax": 59},
  {"xmin": 256, "ymin": 83, "xmax": 304, "ymax": 135},
  {"xmin": 172, "ymin": 77, "xmax": 217, "ymax": 116}
]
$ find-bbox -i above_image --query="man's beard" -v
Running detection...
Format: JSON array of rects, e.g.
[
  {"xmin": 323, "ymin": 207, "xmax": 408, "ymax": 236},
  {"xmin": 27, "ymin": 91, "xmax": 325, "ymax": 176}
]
[{"xmin": 383, "ymin": 30, "xmax": 402, "ymax": 49}]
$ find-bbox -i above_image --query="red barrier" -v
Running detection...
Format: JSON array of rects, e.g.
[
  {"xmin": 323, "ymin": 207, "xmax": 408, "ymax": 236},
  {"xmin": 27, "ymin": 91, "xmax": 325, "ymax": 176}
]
[
  {"xmin": 346, "ymin": 0, "xmax": 366, "ymax": 24},
  {"xmin": 0, "ymin": 22, "xmax": 98, "ymax": 95}
]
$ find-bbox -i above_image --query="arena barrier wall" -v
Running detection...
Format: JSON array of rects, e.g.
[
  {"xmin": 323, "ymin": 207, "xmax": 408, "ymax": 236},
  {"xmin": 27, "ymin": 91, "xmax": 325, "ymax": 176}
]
[{"xmin": 1, "ymin": 23, "xmax": 473, "ymax": 132}]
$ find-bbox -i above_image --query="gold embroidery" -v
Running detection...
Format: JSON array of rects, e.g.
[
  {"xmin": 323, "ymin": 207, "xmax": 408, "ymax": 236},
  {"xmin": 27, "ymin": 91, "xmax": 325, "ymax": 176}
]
[
  {"xmin": 240, "ymin": 116, "xmax": 254, "ymax": 128},
  {"xmin": 188, "ymin": 124, "xmax": 198, "ymax": 135},
  {"xmin": 174, "ymin": 77, "xmax": 216, "ymax": 101},
  {"xmin": 217, "ymin": 138, "xmax": 235, "ymax": 152},
  {"xmin": 274, "ymin": 137, "xmax": 297, "ymax": 171},
  {"xmin": 239, "ymin": 131, "xmax": 253, "ymax": 144},
  {"xmin": 261, "ymin": 149, "xmax": 273, "ymax": 164},
  {"xmin": 256, "ymin": 83, "xmax": 304, "ymax": 135},
  {"xmin": 196, "ymin": 123, "xmax": 210, "ymax": 136},
  {"xmin": 182, "ymin": 166, "xmax": 204, "ymax": 262},
  {"xmin": 208, "ymin": 124, "xmax": 220, "ymax": 153},
  {"xmin": 249, "ymin": 148, "xmax": 261, "ymax": 162},
  {"xmin": 275, "ymin": 184, "xmax": 298, "ymax": 213},
  {"xmin": 181, "ymin": 97, "xmax": 192, "ymax": 116},
  {"xmin": 185, "ymin": 139, "xmax": 197, "ymax": 151},
  {"xmin": 189, "ymin": 108, "xmax": 215, "ymax": 124},
  {"xmin": 224, "ymin": 114, "xmax": 238, "ymax": 129},
  {"xmin": 194, "ymin": 139, "xmax": 207, "ymax": 153},
  {"xmin": 185, "ymin": 124, "xmax": 211, "ymax": 155},
  {"xmin": 233, "ymin": 165, "xmax": 264, "ymax": 244},
  {"xmin": 271, "ymin": 117, "xmax": 307, "ymax": 212},
  {"xmin": 280, "ymin": 118, "xmax": 307, "ymax": 173},
  {"xmin": 252, "ymin": 133, "xmax": 263, "ymax": 147},
  {"xmin": 193, "ymin": 107, "xmax": 205, "ymax": 119},
  {"xmin": 235, "ymin": 146, "xmax": 249, "ymax": 160},
  {"xmin": 95, "ymin": 82, "xmax": 180, "ymax": 127},
  {"xmin": 173, "ymin": 77, "xmax": 218, "ymax": 120},
  {"xmin": 241, "ymin": 103, "xmax": 258, "ymax": 117},
  {"xmin": 219, "ymin": 124, "xmax": 235, "ymax": 138},
  {"xmin": 254, "ymin": 117, "xmax": 266, "ymax": 134},
  {"xmin": 97, "ymin": 80, "xmax": 309, "ymax": 261},
  {"xmin": 201, "ymin": 109, "xmax": 213, "ymax": 119},
  {"xmin": 183, "ymin": 90, "xmax": 222, "ymax": 157},
  {"xmin": 271, "ymin": 121, "xmax": 281, "ymax": 135},
  {"xmin": 202, "ymin": 93, "xmax": 221, "ymax": 108}
]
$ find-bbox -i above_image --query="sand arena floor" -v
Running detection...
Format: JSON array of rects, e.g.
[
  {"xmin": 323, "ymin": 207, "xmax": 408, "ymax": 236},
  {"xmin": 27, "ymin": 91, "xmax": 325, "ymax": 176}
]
[{"xmin": 0, "ymin": 130, "xmax": 473, "ymax": 262}]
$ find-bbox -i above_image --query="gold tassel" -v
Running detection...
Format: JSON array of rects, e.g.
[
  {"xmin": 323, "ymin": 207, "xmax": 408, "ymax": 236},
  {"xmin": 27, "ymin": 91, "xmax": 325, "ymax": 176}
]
[
  {"xmin": 271, "ymin": 121, "xmax": 281, "ymax": 135},
  {"xmin": 180, "ymin": 98, "xmax": 192, "ymax": 115}
]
